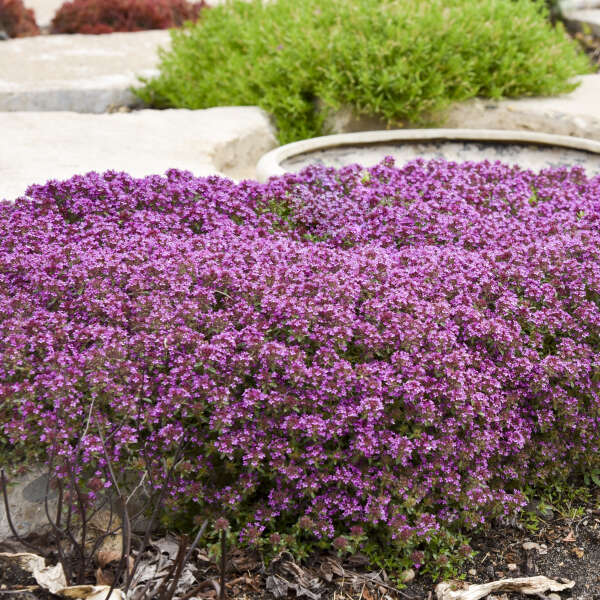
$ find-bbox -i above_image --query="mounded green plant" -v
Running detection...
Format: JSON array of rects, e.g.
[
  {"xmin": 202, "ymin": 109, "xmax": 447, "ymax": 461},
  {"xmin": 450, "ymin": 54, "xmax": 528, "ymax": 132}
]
[{"xmin": 136, "ymin": 0, "xmax": 592, "ymax": 143}]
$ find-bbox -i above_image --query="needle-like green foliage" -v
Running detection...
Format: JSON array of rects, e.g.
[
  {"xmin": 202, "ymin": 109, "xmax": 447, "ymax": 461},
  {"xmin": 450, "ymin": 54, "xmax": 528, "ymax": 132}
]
[{"xmin": 136, "ymin": 0, "xmax": 592, "ymax": 143}]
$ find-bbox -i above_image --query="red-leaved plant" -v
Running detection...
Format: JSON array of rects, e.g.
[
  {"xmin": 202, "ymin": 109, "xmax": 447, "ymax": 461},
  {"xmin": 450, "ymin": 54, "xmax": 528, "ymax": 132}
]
[
  {"xmin": 51, "ymin": 0, "xmax": 206, "ymax": 34},
  {"xmin": 0, "ymin": 0, "xmax": 39, "ymax": 37}
]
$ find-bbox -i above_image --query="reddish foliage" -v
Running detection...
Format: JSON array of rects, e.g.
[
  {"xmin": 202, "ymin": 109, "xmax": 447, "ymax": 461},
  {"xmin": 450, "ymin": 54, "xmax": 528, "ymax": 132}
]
[
  {"xmin": 51, "ymin": 0, "xmax": 206, "ymax": 34},
  {"xmin": 0, "ymin": 0, "xmax": 40, "ymax": 37}
]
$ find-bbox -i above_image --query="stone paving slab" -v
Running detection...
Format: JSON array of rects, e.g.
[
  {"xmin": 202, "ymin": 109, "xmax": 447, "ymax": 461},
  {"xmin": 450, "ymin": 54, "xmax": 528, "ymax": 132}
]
[
  {"xmin": 560, "ymin": 0, "xmax": 600, "ymax": 12},
  {"xmin": 443, "ymin": 75, "xmax": 600, "ymax": 141},
  {"xmin": 0, "ymin": 30, "xmax": 170, "ymax": 112},
  {"xmin": 327, "ymin": 75, "xmax": 600, "ymax": 143},
  {"xmin": 0, "ymin": 107, "xmax": 277, "ymax": 202}
]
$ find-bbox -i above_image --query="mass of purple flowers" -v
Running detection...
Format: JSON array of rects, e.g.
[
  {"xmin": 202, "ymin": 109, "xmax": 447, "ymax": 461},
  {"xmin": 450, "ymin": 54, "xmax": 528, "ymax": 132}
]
[{"xmin": 2, "ymin": 158, "xmax": 600, "ymax": 558}]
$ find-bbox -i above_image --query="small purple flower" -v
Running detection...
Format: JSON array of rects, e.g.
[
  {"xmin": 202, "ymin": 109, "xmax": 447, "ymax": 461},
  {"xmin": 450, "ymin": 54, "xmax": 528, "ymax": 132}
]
[{"xmin": 2, "ymin": 158, "xmax": 598, "ymax": 561}]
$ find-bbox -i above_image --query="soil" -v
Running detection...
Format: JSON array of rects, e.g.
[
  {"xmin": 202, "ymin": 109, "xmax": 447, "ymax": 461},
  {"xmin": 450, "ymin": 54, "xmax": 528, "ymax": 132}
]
[
  {"xmin": 2, "ymin": 496, "xmax": 600, "ymax": 600},
  {"xmin": 0, "ymin": 559, "xmax": 57, "ymax": 600},
  {"xmin": 572, "ymin": 29, "xmax": 600, "ymax": 71}
]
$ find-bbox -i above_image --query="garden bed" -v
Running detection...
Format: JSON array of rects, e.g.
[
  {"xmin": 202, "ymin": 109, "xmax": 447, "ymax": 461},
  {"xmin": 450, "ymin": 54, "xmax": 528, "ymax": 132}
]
[{"xmin": 3, "ymin": 156, "xmax": 600, "ymax": 597}]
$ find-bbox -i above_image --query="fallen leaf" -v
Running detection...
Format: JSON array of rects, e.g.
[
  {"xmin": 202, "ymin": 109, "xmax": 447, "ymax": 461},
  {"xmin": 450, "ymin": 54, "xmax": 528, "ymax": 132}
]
[
  {"xmin": 562, "ymin": 530, "xmax": 576, "ymax": 543},
  {"xmin": 265, "ymin": 575, "xmax": 289, "ymax": 599},
  {"xmin": 97, "ymin": 550, "xmax": 121, "ymax": 568},
  {"xmin": 572, "ymin": 547, "xmax": 584, "ymax": 559},
  {"xmin": 0, "ymin": 552, "xmax": 45, "ymax": 574},
  {"xmin": 152, "ymin": 536, "xmax": 180, "ymax": 560},
  {"xmin": 0, "ymin": 552, "xmax": 67, "ymax": 594},
  {"xmin": 95, "ymin": 568, "xmax": 114, "ymax": 586},
  {"xmin": 34, "ymin": 563, "xmax": 68, "ymax": 594},
  {"xmin": 230, "ymin": 548, "xmax": 259, "ymax": 572},
  {"xmin": 362, "ymin": 586, "xmax": 375, "ymax": 600},
  {"xmin": 57, "ymin": 584, "xmax": 126, "ymax": 600}
]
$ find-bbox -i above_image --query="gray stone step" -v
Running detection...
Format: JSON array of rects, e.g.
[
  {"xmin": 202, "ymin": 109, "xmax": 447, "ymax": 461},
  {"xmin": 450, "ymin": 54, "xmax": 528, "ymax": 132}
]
[
  {"xmin": 443, "ymin": 75, "xmax": 600, "ymax": 141},
  {"xmin": 0, "ymin": 31, "xmax": 169, "ymax": 113},
  {"xmin": 560, "ymin": 0, "xmax": 600, "ymax": 12},
  {"xmin": 0, "ymin": 107, "xmax": 277, "ymax": 202},
  {"xmin": 327, "ymin": 75, "xmax": 600, "ymax": 143}
]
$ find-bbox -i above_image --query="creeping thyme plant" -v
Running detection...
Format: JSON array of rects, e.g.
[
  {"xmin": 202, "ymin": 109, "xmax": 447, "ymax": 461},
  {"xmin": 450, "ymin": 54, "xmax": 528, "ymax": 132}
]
[
  {"xmin": 2, "ymin": 158, "xmax": 600, "ymax": 577},
  {"xmin": 136, "ymin": 0, "xmax": 592, "ymax": 143}
]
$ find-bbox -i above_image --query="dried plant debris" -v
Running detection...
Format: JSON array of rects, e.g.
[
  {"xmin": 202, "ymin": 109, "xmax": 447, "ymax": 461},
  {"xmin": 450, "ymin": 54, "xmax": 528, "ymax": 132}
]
[
  {"xmin": 127, "ymin": 537, "xmax": 198, "ymax": 600},
  {"xmin": 0, "ymin": 552, "xmax": 125, "ymax": 599},
  {"xmin": 266, "ymin": 552, "xmax": 326, "ymax": 600},
  {"xmin": 435, "ymin": 575, "xmax": 575, "ymax": 600}
]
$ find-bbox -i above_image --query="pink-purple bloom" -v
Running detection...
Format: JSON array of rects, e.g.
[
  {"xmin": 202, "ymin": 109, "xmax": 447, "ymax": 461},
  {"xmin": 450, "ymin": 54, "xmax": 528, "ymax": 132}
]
[{"xmin": 2, "ymin": 157, "xmax": 600, "ymax": 551}]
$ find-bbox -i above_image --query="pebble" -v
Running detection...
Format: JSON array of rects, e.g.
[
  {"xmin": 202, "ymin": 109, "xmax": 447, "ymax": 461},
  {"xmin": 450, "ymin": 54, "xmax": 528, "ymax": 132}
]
[
  {"xmin": 507, "ymin": 563, "xmax": 518, "ymax": 571},
  {"xmin": 468, "ymin": 568, "xmax": 477, "ymax": 576},
  {"xmin": 400, "ymin": 569, "xmax": 415, "ymax": 583},
  {"xmin": 522, "ymin": 541, "xmax": 548, "ymax": 554}
]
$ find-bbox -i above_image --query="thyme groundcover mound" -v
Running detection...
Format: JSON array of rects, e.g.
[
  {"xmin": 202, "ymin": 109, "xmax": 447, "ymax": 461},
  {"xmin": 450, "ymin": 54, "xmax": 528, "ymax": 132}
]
[{"xmin": 2, "ymin": 159, "xmax": 600, "ymax": 573}]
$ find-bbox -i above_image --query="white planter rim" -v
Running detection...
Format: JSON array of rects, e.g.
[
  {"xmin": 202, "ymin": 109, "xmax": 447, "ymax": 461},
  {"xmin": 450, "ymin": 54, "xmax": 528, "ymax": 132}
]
[{"xmin": 255, "ymin": 128, "xmax": 600, "ymax": 182}]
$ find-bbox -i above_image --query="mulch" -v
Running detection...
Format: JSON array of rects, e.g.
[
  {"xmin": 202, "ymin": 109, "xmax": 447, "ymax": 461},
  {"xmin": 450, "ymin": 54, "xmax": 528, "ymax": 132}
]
[{"xmin": 3, "ymin": 493, "xmax": 600, "ymax": 600}]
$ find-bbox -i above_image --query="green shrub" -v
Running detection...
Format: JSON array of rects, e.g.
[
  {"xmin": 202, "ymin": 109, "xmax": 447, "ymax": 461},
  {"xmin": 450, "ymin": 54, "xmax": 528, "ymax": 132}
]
[{"xmin": 136, "ymin": 0, "xmax": 592, "ymax": 143}]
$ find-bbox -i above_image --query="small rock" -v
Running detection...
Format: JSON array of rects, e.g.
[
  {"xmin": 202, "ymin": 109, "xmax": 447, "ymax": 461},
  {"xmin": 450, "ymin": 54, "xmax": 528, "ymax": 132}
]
[
  {"xmin": 507, "ymin": 563, "xmax": 518, "ymax": 571},
  {"xmin": 523, "ymin": 541, "xmax": 549, "ymax": 555},
  {"xmin": 400, "ymin": 569, "xmax": 415, "ymax": 583},
  {"xmin": 0, "ymin": 30, "xmax": 9, "ymax": 41},
  {"xmin": 0, "ymin": 468, "xmax": 58, "ymax": 540},
  {"xmin": 468, "ymin": 568, "xmax": 477, "ymax": 576}
]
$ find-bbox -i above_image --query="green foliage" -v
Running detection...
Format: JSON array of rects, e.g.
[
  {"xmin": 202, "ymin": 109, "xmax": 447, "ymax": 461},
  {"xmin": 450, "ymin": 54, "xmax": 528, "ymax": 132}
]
[
  {"xmin": 136, "ymin": 0, "xmax": 592, "ymax": 143},
  {"xmin": 521, "ymin": 481, "xmax": 592, "ymax": 533}
]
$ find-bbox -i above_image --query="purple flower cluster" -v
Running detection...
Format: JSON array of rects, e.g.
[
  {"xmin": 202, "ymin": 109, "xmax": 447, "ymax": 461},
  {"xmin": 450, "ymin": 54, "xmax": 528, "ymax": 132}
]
[{"xmin": 2, "ymin": 158, "xmax": 600, "ymax": 550}]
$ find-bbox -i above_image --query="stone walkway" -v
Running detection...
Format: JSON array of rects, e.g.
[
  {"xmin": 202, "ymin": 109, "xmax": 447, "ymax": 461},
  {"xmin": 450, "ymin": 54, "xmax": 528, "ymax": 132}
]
[
  {"xmin": 0, "ymin": 30, "xmax": 168, "ymax": 112},
  {"xmin": 0, "ymin": 28, "xmax": 278, "ymax": 201},
  {"xmin": 1, "ymin": 6, "xmax": 600, "ymax": 202},
  {"xmin": 0, "ymin": 108, "xmax": 277, "ymax": 201}
]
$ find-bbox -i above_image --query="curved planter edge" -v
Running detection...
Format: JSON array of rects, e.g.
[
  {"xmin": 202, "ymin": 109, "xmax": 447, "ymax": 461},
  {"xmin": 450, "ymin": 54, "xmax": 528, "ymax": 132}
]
[{"xmin": 255, "ymin": 128, "xmax": 600, "ymax": 182}]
